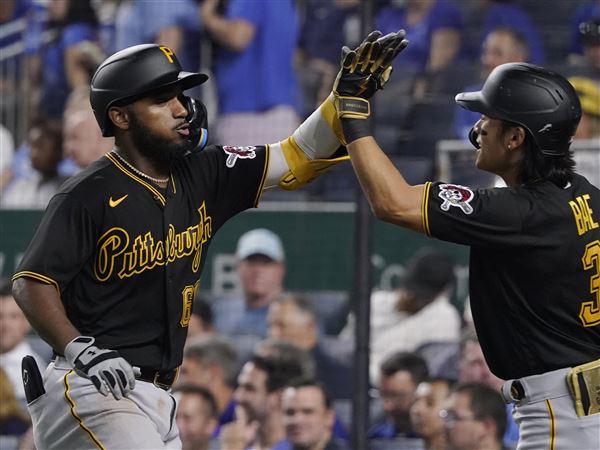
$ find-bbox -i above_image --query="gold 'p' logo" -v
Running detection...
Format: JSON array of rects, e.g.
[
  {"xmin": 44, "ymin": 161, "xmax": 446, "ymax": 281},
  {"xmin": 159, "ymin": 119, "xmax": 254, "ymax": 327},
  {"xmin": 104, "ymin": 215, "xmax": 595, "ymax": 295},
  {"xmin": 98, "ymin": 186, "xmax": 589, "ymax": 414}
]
[{"xmin": 159, "ymin": 46, "xmax": 175, "ymax": 63}]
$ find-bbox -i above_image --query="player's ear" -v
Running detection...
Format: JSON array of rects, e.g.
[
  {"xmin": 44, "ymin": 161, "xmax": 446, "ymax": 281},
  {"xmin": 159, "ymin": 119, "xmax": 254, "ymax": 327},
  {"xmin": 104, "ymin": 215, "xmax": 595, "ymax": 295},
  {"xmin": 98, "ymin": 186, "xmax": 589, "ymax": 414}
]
[
  {"xmin": 108, "ymin": 106, "xmax": 130, "ymax": 132},
  {"xmin": 506, "ymin": 125, "xmax": 526, "ymax": 150}
]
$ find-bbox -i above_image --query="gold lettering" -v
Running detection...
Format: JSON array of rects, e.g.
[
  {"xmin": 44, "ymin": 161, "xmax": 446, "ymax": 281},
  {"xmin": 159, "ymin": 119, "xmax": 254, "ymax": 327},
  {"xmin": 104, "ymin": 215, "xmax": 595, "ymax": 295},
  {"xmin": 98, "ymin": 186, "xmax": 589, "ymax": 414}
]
[
  {"xmin": 192, "ymin": 203, "xmax": 212, "ymax": 273},
  {"xmin": 97, "ymin": 202, "xmax": 213, "ymax": 280},
  {"xmin": 95, "ymin": 228, "xmax": 129, "ymax": 281},
  {"xmin": 580, "ymin": 241, "xmax": 600, "ymax": 327},
  {"xmin": 180, "ymin": 284, "xmax": 195, "ymax": 327},
  {"xmin": 570, "ymin": 200, "xmax": 585, "ymax": 235},
  {"xmin": 571, "ymin": 195, "xmax": 599, "ymax": 236},
  {"xmin": 583, "ymin": 194, "xmax": 599, "ymax": 231},
  {"xmin": 159, "ymin": 46, "xmax": 175, "ymax": 63},
  {"xmin": 152, "ymin": 239, "xmax": 166, "ymax": 266},
  {"xmin": 138, "ymin": 233, "xmax": 151, "ymax": 268}
]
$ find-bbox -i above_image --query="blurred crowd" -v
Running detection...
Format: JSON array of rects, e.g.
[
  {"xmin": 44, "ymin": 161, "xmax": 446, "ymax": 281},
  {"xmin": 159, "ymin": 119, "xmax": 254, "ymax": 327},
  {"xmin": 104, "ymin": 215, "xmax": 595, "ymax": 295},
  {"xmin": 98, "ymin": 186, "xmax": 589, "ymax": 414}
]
[{"xmin": 0, "ymin": 0, "xmax": 599, "ymax": 208}]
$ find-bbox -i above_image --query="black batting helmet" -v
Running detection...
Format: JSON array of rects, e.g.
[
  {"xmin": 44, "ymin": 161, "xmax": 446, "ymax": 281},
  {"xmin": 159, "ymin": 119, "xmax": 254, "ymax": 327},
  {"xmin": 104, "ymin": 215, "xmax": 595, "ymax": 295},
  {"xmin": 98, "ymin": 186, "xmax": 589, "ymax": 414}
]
[
  {"xmin": 90, "ymin": 44, "xmax": 208, "ymax": 136},
  {"xmin": 455, "ymin": 63, "xmax": 581, "ymax": 156}
]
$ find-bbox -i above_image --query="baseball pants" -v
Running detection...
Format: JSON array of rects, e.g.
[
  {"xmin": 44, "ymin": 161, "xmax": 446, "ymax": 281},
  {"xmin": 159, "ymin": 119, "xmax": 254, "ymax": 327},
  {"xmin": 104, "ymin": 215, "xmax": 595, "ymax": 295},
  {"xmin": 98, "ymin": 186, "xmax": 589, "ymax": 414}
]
[
  {"xmin": 502, "ymin": 366, "xmax": 600, "ymax": 450},
  {"xmin": 28, "ymin": 357, "xmax": 181, "ymax": 450}
]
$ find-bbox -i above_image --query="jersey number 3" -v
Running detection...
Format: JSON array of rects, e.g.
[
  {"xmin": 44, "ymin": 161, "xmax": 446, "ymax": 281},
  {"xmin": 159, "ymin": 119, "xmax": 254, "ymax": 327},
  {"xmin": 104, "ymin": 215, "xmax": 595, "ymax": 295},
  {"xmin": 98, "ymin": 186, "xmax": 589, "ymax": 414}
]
[{"xmin": 580, "ymin": 240, "xmax": 600, "ymax": 327}]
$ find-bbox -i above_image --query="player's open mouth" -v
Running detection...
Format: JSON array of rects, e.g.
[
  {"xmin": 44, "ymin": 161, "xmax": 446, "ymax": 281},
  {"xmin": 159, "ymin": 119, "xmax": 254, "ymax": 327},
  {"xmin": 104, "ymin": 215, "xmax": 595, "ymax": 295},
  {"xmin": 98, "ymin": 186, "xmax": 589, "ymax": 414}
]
[{"xmin": 175, "ymin": 124, "xmax": 190, "ymax": 136}]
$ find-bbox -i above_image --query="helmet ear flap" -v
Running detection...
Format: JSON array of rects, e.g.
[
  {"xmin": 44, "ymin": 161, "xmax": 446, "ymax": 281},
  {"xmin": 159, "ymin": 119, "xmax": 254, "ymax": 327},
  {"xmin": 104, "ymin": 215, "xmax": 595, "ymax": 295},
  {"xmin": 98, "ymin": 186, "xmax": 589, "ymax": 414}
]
[
  {"xmin": 468, "ymin": 127, "xmax": 480, "ymax": 149},
  {"xmin": 183, "ymin": 96, "xmax": 209, "ymax": 152}
]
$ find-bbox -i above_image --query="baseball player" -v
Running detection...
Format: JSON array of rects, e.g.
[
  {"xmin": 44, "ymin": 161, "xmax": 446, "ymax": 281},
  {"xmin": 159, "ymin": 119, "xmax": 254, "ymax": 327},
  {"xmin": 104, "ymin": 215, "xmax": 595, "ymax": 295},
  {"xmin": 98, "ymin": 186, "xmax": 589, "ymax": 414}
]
[
  {"xmin": 334, "ymin": 32, "xmax": 600, "ymax": 448},
  {"xmin": 10, "ymin": 35, "xmax": 405, "ymax": 450}
]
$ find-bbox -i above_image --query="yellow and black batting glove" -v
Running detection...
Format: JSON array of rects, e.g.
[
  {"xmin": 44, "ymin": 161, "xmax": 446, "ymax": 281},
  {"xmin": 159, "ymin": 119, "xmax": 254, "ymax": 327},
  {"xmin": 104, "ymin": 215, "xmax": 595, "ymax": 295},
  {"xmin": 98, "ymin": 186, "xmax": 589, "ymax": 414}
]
[{"xmin": 333, "ymin": 30, "xmax": 408, "ymax": 143}]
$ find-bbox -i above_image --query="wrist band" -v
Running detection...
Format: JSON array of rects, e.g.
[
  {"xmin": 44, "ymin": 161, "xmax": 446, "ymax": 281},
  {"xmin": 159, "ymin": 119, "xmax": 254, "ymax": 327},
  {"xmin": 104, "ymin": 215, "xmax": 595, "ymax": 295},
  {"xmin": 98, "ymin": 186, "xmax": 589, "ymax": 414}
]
[
  {"xmin": 341, "ymin": 117, "xmax": 372, "ymax": 144},
  {"xmin": 335, "ymin": 96, "xmax": 370, "ymax": 120}
]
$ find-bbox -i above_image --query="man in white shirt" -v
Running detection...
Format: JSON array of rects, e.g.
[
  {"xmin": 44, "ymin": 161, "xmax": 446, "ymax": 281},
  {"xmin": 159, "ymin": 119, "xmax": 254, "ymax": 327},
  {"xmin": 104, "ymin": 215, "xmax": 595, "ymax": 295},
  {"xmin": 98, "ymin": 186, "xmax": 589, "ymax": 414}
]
[{"xmin": 342, "ymin": 248, "xmax": 461, "ymax": 382}]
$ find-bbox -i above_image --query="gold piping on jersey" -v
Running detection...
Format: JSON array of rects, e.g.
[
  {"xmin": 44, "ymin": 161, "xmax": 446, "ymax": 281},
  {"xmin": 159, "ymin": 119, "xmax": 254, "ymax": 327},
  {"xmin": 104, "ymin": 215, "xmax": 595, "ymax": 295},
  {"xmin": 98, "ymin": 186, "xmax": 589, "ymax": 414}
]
[
  {"xmin": 254, "ymin": 144, "xmax": 270, "ymax": 207},
  {"xmin": 421, "ymin": 182, "xmax": 432, "ymax": 236},
  {"xmin": 11, "ymin": 271, "xmax": 60, "ymax": 296},
  {"xmin": 545, "ymin": 399, "xmax": 556, "ymax": 450},
  {"xmin": 105, "ymin": 153, "xmax": 166, "ymax": 205},
  {"xmin": 63, "ymin": 371, "xmax": 106, "ymax": 450}
]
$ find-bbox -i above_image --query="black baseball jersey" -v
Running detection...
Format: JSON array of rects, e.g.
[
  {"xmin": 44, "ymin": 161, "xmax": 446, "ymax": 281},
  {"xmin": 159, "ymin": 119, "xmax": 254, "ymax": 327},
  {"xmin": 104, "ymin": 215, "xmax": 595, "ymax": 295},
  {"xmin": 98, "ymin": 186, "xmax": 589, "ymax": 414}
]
[
  {"xmin": 13, "ymin": 145, "xmax": 269, "ymax": 371},
  {"xmin": 422, "ymin": 174, "xmax": 600, "ymax": 379}
]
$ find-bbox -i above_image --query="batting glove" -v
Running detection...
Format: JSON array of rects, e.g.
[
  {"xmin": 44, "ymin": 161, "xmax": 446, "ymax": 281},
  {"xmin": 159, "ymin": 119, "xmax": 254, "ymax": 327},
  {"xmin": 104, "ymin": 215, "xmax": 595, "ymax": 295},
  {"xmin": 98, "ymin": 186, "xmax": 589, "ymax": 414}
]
[
  {"xmin": 333, "ymin": 30, "xmax": 408, "ymax": 143},
  {"xmin": 65, "ymin": 336, "xmax": 137, "ymax": 400}
]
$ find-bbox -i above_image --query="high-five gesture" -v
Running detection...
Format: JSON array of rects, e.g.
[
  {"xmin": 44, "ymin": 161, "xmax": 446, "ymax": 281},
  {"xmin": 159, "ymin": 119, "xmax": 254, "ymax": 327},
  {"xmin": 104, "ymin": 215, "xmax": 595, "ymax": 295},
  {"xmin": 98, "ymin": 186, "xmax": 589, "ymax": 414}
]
[
  {"xmin": 333, "ymin": 30, "xmax": 408, "ymax": 101},
  {"xmin": 332, "ymin": 30, "xmax": 408, "ymax": 143}
]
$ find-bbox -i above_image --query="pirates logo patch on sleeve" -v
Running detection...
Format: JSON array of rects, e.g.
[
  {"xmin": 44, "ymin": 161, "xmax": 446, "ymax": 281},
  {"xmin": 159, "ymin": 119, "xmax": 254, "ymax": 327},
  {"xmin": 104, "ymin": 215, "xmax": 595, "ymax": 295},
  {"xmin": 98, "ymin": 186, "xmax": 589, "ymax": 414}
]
[
  {"xmin": 222, "ymin": 146, "xmax": 257, "ymax": 168},
  {"xmin": 438, "ymin": 184, "xmax": 474, "ymax": 214}
]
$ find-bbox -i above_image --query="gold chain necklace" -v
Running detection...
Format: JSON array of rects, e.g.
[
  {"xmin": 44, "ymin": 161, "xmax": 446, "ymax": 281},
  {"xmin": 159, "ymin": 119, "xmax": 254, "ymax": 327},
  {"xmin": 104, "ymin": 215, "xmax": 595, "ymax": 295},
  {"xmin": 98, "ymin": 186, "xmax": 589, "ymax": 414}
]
[{"xmin": 112, "ymin": 150, "xmax": 169, "ymax": 184}]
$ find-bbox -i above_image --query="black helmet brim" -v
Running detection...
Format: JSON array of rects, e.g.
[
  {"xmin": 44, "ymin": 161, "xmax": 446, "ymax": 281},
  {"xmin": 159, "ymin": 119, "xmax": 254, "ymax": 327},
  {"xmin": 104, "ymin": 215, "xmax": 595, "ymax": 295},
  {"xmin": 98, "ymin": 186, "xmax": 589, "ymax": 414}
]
[
  {"xmin": 112, "ymin": 71, "xmax": 208, "ymax": 107},
  {"xmin": 455, "ymin": 91, "xmax": 494, "ymax": 117},
  {"xmin": 178, "ymin": 71, "xmax": 209, "ymax": 90},
  {"xmin": 124, "ymin": 71, "xmax": 209, "ymax": 100}
]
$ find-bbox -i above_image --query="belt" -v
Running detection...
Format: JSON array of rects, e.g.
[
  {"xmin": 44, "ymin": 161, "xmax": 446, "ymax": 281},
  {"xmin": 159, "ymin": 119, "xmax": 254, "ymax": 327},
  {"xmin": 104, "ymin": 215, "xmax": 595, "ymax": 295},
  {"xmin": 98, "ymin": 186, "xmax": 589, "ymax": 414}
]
[
  {"xmin": 508, "ymin": 380, "xmax": 525, "ymax": 401},
  {"xmin": 501, "ymin": 367, "xmax": 572, "ymax": 405},
  {"xmin": 137, "ymin": 367, "xmax": 179, "ymax": 391},
  {"xmin": 52, "ymin": 356, "xmax": 179, "ymax": 391}
]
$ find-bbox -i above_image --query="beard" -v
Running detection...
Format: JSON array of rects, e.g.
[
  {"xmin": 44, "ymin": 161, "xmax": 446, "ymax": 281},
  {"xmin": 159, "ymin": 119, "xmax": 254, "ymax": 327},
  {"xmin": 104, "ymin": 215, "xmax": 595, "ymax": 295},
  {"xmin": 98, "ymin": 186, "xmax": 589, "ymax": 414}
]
[{"xmin": 128, "ymin": 113, "xmax": 194, "ymax": 166}]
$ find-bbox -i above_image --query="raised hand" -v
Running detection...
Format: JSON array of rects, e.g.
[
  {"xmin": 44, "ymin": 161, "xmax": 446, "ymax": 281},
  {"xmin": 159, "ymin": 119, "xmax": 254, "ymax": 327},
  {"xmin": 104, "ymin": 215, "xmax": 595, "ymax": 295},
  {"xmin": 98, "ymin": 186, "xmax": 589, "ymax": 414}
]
[
  {"xmin": 219, "ymin": 406, "xmax": 259, "ymax": 450},
  {"xmin": 333, "ymin": 30, "xmax": 408, "ymax": 101},
  {"xmin": 332, "ymin": 30, "xmax": 408, "ymax": 143}
]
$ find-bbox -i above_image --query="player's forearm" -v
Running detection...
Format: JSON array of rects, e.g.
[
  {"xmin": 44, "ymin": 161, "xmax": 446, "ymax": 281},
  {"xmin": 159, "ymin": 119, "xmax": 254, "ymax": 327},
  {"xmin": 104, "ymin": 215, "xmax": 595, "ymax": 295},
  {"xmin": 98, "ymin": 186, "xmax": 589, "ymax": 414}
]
[
  {"xmin": 347, "ymin": 136, "xmax": 425, "ymax": 231},
  {"xmin": 155, "ymin": 26, "xmax": 183, "ymax": 55},
  {"xmin": 203, "ymin": 14, "xmax": 254, "ymax": 52},
  {"xmin": 12, "ymin": 278, "xmax": 80, "ymax": 354},
  {"xmin": 265, "ymin": 95, "xmax": 348, "ymax": 188},
  {"xmin": 291, "ymin": 94, "xmax": 344, "ymax": 159}
]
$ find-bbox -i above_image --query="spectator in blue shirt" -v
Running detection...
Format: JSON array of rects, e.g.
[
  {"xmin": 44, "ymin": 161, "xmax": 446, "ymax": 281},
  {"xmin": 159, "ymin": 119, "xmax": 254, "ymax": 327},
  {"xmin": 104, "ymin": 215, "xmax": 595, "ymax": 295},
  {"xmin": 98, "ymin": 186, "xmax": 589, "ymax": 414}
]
[
  {"xmin": 296, "ymin": 0, "xmax": 359, "ymax": 117},
  {"xmin": 113, "ymin": 0, "xmax": 201, "ymax": 72},
  {"xmin": 476, "ymin": 0, "xmax": 545, "ymax": 65},
  {"xmin": 35, "ymin": 0, "xmax": 100, "ymax": 119},
  {"xmin": 0, "ymin": 0, "xmax": 44, "ymax": 49},
  {"xmin": 276, "ymin": 378, "xmax": 350, "ymax": 450},
  {"xmin": 212, "ymin": 228, "xmax": 286, "ymax": 339},
  {"xmin": 454, "ymin": 27, "xmax": 529, "ymax": 140},
  {"xmin": 201, "ymin": 0, "xmax": 301, "ymax": 145},
  {"xmin": 375, "ymin": 0, "xmax": 463, "ymax": 76},
  {"xmin": 368, "ymin": 352, "xmax": 429, "ymax": 440}
]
